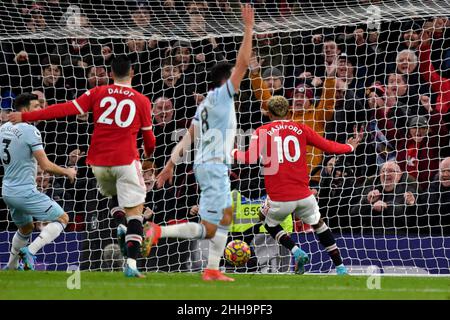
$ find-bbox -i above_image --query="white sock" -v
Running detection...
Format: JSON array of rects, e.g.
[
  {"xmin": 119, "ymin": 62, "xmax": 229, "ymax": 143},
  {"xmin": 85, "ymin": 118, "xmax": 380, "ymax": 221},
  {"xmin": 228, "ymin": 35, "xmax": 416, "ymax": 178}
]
[
  {"xmin": 206, "ymin": 227, "xmax": 229, "ymax": 270},
  {"xmin": 7, "ymin": 231, "xmax": 31, "ymax": 268},
  {"xmin": 161, "ymin": 222, "xmax": 206, "ymax": 239},
  {"xmin": 28, "ymin": 222, "xmax": 65, "ymax": 255},
  {"xmin": 127, "ymin": 258, "xmax": 137, "ymax": 270}
]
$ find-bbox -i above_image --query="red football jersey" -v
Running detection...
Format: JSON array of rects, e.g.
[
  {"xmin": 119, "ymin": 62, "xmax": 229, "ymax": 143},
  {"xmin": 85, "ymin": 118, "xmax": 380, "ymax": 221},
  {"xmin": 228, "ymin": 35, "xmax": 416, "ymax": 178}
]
[
  {"xmin": 233, "ymin": 120, "xmax": 353, "ymax": 201},
  {"xmin": 23, "ymin": 83, "xmax": 153, "ymax": 166},
  {"xmin": 73, "ymin": 84, "xmax": 152, "ymax": 166}
]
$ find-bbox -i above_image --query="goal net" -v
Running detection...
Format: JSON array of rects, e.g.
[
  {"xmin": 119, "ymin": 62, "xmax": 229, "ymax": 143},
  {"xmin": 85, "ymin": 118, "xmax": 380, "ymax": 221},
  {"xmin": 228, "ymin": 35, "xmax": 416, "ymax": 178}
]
[{"xmin": 0, "ymin": 0, "xmax": 449, "ymax": 275}]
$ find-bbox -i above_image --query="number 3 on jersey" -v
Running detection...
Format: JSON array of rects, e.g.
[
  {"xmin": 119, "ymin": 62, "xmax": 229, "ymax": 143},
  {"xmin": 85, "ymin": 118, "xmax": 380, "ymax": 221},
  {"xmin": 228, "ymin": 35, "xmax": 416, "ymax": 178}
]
[
  {"xmin": 274, "ymin": 135, "xmax": 300, "ymax": 163},
  {"xmin": 98, "ymin": 96, "xmax": 136, "ymax": 128}
]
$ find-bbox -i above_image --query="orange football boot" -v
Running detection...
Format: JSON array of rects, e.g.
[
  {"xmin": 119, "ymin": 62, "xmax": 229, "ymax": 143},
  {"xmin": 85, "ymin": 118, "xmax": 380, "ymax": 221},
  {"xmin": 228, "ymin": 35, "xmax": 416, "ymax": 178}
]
[{"xmin": 202, "ymin": 269, "xmax": 235, "ymax": 282}]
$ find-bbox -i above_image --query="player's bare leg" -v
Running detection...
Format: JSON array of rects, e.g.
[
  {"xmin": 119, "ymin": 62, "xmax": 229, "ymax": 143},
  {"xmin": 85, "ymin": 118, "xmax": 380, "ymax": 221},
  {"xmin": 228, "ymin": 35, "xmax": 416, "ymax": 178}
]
[
  {"xmin": 123, "ymin": 204, "xmax": 146, "ymax": 278},
  {"xmin": 202, "ymin": 207, "xmax": 235, "ymax": 282},
  {"xmin": 311, "ymin": 218, "xmax": 348, "ymax": 275}
]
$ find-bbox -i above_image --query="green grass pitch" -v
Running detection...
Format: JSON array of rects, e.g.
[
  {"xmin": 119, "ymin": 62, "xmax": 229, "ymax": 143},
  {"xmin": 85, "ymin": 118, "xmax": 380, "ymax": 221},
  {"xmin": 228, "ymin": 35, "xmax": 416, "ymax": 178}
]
[{"xmin": 0, "ymin": 271, "xmax": 449, "ymax": 300}]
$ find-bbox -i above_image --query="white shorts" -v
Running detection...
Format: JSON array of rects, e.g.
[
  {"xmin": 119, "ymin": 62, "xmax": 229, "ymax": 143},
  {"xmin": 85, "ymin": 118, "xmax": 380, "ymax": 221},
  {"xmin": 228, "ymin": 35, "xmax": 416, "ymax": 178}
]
[
  {"xmin": 91, "ymin": 160, "xmax": 146, "ymax": 208},
  {"xmin": 262, "ymin": 194, "xmax": 321, "ymax": 227}
]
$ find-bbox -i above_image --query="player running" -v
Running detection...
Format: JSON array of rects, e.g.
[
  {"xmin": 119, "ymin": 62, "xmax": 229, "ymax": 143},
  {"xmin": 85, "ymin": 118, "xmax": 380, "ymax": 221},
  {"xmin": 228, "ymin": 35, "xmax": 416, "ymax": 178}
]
[
  {"xmin": 8, "ymin": 56, "xmax": 156, "ymax": 278},
  {"xmin": 232, "ymin": 96, "xmax": 363, "ymax": 275},
  {"xmin": 147, "ymin": 4, "xmax": 255, "ymax": 282},
  {"xmin": 1, "ymin": 93, "xmax": 76, "ymax": 271}
]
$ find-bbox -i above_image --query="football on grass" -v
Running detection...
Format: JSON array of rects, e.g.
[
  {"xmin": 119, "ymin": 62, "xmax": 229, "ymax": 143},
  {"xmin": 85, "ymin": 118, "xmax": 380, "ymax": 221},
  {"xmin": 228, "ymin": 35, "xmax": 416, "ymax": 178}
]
[{"xmin": 224, "ymin": 240, "xmax": 251, "ymax": 266}]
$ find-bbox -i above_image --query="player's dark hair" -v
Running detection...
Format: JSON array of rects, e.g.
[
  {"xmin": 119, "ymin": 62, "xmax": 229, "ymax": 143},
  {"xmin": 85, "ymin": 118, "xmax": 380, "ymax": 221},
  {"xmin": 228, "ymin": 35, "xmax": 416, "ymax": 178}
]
[
  {"xmin": 111, "ymin": 55, "xmax": 131, "ymax": 79},
  {"xmin": 209, "ymin": 61, "xmax": 233, "ymax": 89},
  {"xmin": 14, "ymin": 93, "xmax": 38, "ymax": 112}
]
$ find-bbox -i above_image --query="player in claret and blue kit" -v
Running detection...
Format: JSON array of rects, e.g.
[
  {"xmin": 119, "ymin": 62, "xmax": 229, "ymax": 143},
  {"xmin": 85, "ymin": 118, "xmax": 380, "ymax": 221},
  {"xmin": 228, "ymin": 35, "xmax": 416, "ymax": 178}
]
[
  {"xmin": 8, "ymin": 56, "xmax": 156, "ymax": 278},
  {"xmin": 1, "ymin": 93, "xmax": 76, "ymax": 271},
  {"xmin": 232, "ymin": 96, "xmax": 363, "ymax": 275}
]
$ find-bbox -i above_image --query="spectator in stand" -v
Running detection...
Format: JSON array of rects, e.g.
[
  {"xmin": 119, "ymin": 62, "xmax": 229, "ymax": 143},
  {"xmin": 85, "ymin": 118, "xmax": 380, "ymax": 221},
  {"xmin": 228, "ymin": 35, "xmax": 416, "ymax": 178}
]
[
  {"xmin": 52, "ymin": 15, "xmax": 102, "ymax": 66},
  {"xmin": 36, "ymin": 165, "xmax": 75, "ymax": 225},
  {"xmin": 248, "ymin": 53, "xmax": 287, "ymax": 118},
  {"xmin": 253, "ymin": 22, "xmax": 287, "ymax": 70},
  {"xmin": 419, "ymin": 157, "xmax": 450, "ymax": 235},
  {"xmin": 306, "ymin": 37, "xmax": 341, "ymax": 81},
  {"xmin": 326, "ymin": 54, "xmax": 366, "ymax": 145},
  {"xmin": 27, "ymin": 56, "xmax": 75, "ymax": 164},
  {"xmin": 250, "ymin": 58, "xmax": 338, "ymax": 182},
  {"xmin": 31, "ymin": 90, "xmax": 47, "ymax": 109},
  {"xmin": 396, "ymin": 115, "xmax": 448, "ymax": 191},
  {"xmin": 0, "ymin": 90, "xmax": 16, "ymax": 126},
  {"xmin": 186, "ymin": 1, "xmax": 208, "ymax": 37},
  {"xmin": 152, "ymin": 97, "xmax": 178, "ymax": 171},
  {"xmin": 418, "ymin": 28, "xmax": 450, "ymax": 117},
  {"xmin": 33, "ymin": 55, "xmax": 75, "ymax": 105},
  {"xmin": 86, "ymin": 65, "xmax": 110, "ymax": 90},
  {"xmin": 25, "ymin": 6, "xmax": 48, "ymax": 33},
  {"xmin": 51, "ymin": 14, "xmax": 110, "ymax": 90},
  {"xmin": 180, "ymin": 6, "xmax": 226, "ymax": 87},
  {"xmin": 148, "ymin": 58, "xmax": 196, "ymax": 124},
  {"xmin": 364, "ymin": 84, "xmax": 398, "ymax": 176},
  {"xmin": 121, "ymin": 31, "xmax": 165, "ymax": 93},
  {"xmin": 345, "ymin": 26, "xmax": 378, "ymax": 82},
  {"xmin": 211, "ymin": 0, "xmax": 235, "ymax": 13},
  {"xmin": 169, "ymin": 40, "xmax": 209, "ymax": 94},
  {"xmin": 318, "ymin": 155, "xmax": 361, "ymax": 232},
  {"xmin": 382, "ymin": 72, "xmax": 417, "ymax": 131},
  {"xmin": 142, "ymin": 160, "xmax": 176, "ymax": 225},
  {"xmin": 393, "ymin": 49, "xmax": 430, "ymax": 101},
  {"xmin": 350, "ymin": 161, "xmax": 420, "ymax": 232},
  {"xmin": 336, "ymin": 53, "xmax": 366, "ymax": 98},
  {"xmin": 400, "ymin": 21, "xmax": 423, "ymax": 51},
  {"xmin": 65, "ymin": 147, "xmax": 97, "ymax": 232},
  {"xmin": 130, "ymin": 3, "xmax": 152, "ymax": 29}
]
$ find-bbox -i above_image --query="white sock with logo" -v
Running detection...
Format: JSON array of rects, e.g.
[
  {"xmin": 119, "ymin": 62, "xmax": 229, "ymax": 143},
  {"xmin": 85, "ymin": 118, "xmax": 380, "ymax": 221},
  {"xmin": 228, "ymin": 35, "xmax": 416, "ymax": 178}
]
[
  {"xmin": 28, "ymin": 222, "xmax": 65, "ymax": 255},
  {"xmin": 7, "ymin": 231, "xmax": 31, "ymax": 268},
  {"xmin": 206, "ymin": 227, "xmax": 229, "ymax": 270},
  {"xmin": 161, "ymin": 222, "xmax": 206, "ymax": 239}
]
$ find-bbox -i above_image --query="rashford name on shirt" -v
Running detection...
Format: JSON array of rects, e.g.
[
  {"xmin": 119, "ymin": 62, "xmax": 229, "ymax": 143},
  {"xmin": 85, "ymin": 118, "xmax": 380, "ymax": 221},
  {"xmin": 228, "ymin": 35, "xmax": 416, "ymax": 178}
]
[{"xmin": 266, "ymin": 124, "xmax": 303, "ymax": 137}]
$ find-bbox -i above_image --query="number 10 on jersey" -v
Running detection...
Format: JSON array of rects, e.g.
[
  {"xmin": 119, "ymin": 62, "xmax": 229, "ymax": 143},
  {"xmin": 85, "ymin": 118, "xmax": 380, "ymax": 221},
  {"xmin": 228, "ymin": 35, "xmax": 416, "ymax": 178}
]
[{"xmin": 273, "ymin": 135, "xmax": 300, "ymax": 163}]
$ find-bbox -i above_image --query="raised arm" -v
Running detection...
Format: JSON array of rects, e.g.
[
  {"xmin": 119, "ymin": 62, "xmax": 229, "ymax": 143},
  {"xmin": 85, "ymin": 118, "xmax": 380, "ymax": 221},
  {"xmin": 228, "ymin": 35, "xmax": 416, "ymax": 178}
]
[
  {"xmin": 229, "ymin": 4, "xmax": 254, "ymax": 92},
  {"xmin": 249, "ymin": 54, "xmax": 272, "ymax": 113}
]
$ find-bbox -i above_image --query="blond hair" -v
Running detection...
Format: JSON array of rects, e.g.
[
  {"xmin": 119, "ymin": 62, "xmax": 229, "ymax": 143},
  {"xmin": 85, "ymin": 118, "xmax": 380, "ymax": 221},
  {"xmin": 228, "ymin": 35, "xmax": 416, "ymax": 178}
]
[{"xmin": 268, "ymin": 95, "xmax": 289, "ymax": 117}]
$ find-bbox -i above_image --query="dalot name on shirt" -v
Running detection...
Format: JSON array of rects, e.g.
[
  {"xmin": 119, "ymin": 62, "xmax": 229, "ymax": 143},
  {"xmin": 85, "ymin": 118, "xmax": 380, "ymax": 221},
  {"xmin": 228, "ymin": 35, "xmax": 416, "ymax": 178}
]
[{"xmin": 108, "ymin": 87, "xmax": 135, "ymax": 98}]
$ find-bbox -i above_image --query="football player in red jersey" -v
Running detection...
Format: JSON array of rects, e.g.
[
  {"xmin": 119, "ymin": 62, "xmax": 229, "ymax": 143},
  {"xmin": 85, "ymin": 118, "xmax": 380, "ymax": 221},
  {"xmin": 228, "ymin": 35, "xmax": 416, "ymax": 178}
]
[
  {"xmin": 9, "ymin": 55, "xmax": 155, "ymax": 278},
  {"xmin": 232, "ymin": 96, "xmax": 363, "ymax": 275}
]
